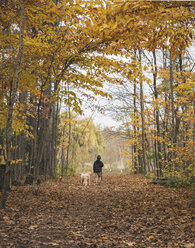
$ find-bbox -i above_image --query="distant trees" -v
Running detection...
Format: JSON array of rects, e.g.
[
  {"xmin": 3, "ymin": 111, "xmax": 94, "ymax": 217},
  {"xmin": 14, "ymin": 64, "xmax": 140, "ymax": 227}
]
[
  {"xmin": 102, "ymin": 128, "xmax": 127, "ymax": 172},
  {"xmin": 102, "ymin": 1, "xmax": 194, "ymax": 180},
  {"xmin": 111, "ymin": 47, "xmax": 194, "ymax": 180},
  {"xmin": 57, "ymin": 112, "xmax": 105, "ymax": 176}
]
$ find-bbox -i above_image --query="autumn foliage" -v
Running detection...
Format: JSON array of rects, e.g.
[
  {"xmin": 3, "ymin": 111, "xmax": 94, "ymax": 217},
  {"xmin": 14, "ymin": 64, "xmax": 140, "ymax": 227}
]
[{"xmin": 0, "ymin": 0, "xmax": 194, "ymax": 209}]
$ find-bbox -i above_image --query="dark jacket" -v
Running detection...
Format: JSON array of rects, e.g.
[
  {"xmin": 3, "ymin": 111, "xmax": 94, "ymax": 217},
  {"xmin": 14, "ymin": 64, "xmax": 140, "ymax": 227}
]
[{"xmin": 93, "ymin": 159, "xmax": 104, "ymax": 173}]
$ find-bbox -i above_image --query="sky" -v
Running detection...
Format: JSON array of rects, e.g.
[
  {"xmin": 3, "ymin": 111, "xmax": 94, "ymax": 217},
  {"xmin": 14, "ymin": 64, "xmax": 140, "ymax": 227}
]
[
  {"xmin": 83, "ymin": 107, "xmax": 120, "ymax": 129},
  {"xmin": 82, "ymin": 42, "xmax": 195, "ymax": 130}
]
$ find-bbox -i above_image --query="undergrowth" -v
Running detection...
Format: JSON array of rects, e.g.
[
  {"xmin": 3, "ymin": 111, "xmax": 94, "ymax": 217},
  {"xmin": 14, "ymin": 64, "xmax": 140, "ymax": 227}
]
[{"xmin": 165, "ymin": 177, "xmax": 194, "ymax": 189}]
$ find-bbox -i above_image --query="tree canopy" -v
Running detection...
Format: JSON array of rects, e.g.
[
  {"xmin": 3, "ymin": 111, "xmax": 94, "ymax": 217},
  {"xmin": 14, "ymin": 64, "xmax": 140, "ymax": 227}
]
[{"xmin": 0, "ymin": 0, "xmax": 194, "ymax": 207}]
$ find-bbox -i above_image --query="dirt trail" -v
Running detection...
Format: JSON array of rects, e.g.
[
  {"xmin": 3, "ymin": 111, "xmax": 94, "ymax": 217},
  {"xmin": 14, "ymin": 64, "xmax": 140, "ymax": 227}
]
[{"xmin": 0, "ymin": 174, "xmax": 194, "ymax": 248}]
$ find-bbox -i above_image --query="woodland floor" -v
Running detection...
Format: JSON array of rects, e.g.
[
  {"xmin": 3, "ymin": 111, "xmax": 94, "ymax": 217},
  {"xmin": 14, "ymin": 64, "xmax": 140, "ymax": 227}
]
[{"xmin": 0, "ymin": 174, "xmax": 194, "ymax": 248}]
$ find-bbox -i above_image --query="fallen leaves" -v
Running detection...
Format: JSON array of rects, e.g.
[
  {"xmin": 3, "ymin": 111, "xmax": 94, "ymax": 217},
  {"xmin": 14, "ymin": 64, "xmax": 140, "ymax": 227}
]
[
  {"xmin": 0, "ymin": 174, "xmax": 194, "ymax": 247},
  {"xmin": 29, "ymin": 225, "xmax": 38, "ymax": 230},
  {"xmin": 185, "ymin": 243, "xmax": 194, "ymax": 248},
  {"xmin": 124, "ymin": 241, "xmax": 136, "ymax": 247},
  {"xmin": 48, "ymin": 242, "xmax": 60, "ymax": 246}
]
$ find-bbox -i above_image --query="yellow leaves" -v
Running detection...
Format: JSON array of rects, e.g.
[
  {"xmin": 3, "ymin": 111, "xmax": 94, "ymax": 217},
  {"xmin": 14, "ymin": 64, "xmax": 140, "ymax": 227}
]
[
  {"xmin": 0, "ymin": 110, "xmax": 8, "ymax": 129},
  {"xmin": 58, "ymin": 136, "xmax": 69, "ymax": 149},
  {"xmin": 146, "ymin": 78, "xmax": 152, "ymax": 85},
  {"xmin": 11, "ymin": 159, "xmax": 22, "ymax": 165},
  {"xmin": 175, "ymin": 79, "xmax": 194, "ymax": 97},
  {"xmin": 11, "ymin": 103, "xmax": 34, "ymax": 138},
  {"xmin": 102, "ymin": 23, "xmax": 110, "ymax": 30},
  {"xmin": 0, "ymin": 155, "xmax": 6, "ymax": 165}
]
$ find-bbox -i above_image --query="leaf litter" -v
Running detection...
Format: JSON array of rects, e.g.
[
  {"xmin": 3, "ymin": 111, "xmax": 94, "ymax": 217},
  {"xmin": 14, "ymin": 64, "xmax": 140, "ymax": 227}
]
[{"xmin": 0, "ymin": 174, "xmax": 194, "ymax": 247}]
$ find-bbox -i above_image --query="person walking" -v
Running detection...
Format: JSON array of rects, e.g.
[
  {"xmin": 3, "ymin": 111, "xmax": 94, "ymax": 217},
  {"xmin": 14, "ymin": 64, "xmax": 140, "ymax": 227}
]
[{"xmin": 93, "ymin": 155, "xmax": 104, "ymax": 185}]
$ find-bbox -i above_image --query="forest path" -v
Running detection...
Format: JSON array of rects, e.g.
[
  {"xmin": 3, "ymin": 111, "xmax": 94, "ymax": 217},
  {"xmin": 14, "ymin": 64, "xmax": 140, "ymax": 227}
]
[{"xmin": 0, "ymin": 174, "xmax": 194, "ymax": 248}]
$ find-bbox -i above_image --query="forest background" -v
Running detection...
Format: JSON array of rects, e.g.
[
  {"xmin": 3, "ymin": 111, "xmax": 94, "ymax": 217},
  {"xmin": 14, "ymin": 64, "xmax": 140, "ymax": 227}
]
[{"xmin": 0, "ymin": 0, "xmax": 194, "ymax": 208}]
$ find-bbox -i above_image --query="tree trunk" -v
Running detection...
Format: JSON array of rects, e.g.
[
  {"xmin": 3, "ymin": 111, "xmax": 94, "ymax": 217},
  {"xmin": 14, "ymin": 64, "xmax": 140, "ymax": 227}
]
[
  {"xmin": 193, "ymin": 100, "xmax": 195, "ymax": 166},
  {"xmin": 133, "ymin": 80, "xmax": 138, "ymax": 173},
  {"xmin": 17, "ymin": 91, "xmax": 27, "ymax": 180},
  {"xmin": 139, "ymin": 49, "xmax": 146, "ymax": 173},
  {"xmin": 152, "ymin": 50, "xmax": 162, "ymax": 177},
  {"xmin": 50, "ymin": 82, "xmax": 59, "ymax": 178},
  {"xmin": 1, "ymin": 0, "xmax": 24, "ymax": 209},
  {"xmin": 61, "ymin": 123, "xmax": 66, "ymax": 177},
  {"xmin": 162, "ymin": 49, "xmax": 168, "ymax": 168},
  {"xmin": 169, "ymin": 53, "xmax": 176, "ymax": 169},
  {"xmin": 65, "ymin": 103, "xmax": 71, "ymax": 177}
]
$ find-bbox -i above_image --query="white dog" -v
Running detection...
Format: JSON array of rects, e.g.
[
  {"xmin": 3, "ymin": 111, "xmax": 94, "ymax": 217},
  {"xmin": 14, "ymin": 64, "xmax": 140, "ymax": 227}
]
[{"xmin": 80, "ymin": 172, "xmax": 91, "ymax": 186}]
